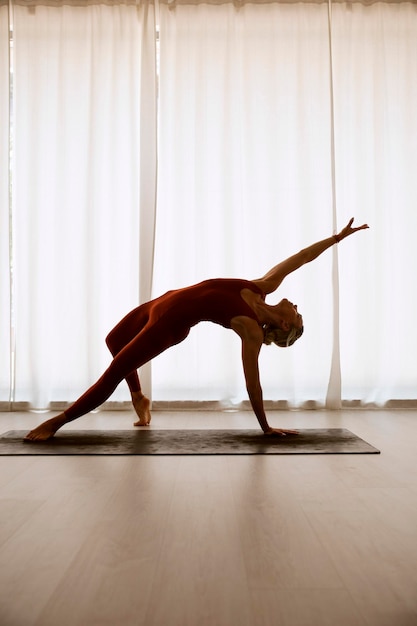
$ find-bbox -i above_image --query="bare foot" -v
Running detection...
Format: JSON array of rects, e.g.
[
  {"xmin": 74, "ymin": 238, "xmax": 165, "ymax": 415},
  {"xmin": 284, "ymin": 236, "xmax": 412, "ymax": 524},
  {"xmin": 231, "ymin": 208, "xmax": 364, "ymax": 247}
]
[
  {"xmin": 24, "ymin": 415, "xmax": 65, "ymax": 442},
  {"xmin": 132, "ymin": 395, "xmax": 152, "ymax": 426}
]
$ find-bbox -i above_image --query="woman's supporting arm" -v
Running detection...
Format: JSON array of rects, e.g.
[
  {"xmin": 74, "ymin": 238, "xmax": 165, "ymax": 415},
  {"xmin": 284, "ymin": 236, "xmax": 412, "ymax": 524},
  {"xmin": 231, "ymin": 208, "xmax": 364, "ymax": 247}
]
[{"xmin": 232, "ymin": 317, "xmax": 298, "ymax": 435}]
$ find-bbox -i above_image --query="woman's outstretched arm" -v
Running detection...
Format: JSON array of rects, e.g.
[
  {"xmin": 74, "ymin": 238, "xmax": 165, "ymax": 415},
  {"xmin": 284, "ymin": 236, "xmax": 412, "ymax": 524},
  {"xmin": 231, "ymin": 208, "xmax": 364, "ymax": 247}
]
[
  {"xmin": 252, "ymin": 217, "xmax": 369, "ymax": 294},
  {"xmin": 231, "ymin": 316, "xmax": 298, "ymax": 435}
]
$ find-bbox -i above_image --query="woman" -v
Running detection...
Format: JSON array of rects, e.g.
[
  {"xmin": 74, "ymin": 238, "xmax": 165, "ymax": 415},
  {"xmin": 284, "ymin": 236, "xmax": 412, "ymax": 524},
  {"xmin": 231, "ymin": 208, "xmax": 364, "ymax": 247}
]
[{"xmin": 25, "ymin": 217, "xmax": 368, "ymax": 441}]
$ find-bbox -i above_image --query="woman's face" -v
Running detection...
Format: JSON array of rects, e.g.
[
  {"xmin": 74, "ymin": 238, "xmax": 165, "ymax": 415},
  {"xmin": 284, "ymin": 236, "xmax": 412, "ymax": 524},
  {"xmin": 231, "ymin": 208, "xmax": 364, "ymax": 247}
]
[{"xmin": 277, "ymin": 298, "xmax": 303, "ymax": 330}]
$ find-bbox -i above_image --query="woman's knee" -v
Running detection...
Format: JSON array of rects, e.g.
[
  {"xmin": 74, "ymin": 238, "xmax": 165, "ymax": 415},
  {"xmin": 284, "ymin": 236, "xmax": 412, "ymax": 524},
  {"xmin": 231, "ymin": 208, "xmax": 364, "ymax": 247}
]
[
  {"xmin": 105, "ymin": 326, "xmax": 127, "ymax": 354},
  {"xmin": 105, "ymin": 330, "xmax": 116, "ymax": 352}
]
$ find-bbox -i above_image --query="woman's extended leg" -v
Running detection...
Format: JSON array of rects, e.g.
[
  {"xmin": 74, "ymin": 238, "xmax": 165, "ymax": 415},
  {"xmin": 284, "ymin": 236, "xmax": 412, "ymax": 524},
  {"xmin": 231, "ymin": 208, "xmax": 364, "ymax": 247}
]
[
  {"xmin": 24, "ymin": 355, "xmax": 141, "ymax": 441},
  {"xmin": 24, "ymin": 317, "xmax": 181, "ymax": 441}
]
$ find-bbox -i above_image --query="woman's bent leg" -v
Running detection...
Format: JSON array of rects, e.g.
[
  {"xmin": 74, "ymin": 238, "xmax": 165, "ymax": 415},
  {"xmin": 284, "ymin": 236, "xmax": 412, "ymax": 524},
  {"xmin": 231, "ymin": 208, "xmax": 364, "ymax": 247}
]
[{"xmin": 105, "ymin": 308, "xmax": 151, "ymax": 424}]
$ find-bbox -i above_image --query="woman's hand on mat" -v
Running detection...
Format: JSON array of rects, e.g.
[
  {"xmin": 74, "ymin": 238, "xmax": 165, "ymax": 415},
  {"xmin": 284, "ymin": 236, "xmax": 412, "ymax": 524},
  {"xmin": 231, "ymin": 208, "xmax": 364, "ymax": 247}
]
[
  {"xmin": 264, "ymin": 427, "xmax": 299, "ymax": 437},
  {"xmin": 336, "ymin": 217, "xmax": 369, "ymax": 241}
]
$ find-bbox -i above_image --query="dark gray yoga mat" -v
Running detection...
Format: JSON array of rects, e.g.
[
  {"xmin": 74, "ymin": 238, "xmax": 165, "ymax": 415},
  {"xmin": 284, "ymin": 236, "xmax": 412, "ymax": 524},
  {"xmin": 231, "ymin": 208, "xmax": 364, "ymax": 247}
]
[{"xmin": 0, "ymin": 428, "xmax": 380, "ymax": 455}]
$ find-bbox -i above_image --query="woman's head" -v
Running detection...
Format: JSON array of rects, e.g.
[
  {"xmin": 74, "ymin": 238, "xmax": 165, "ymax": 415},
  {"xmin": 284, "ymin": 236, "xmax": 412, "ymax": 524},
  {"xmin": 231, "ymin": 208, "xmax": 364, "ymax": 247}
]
[
  {"xmin": 263, "ymin": 323, "xmax": 304, "ymax": 348},
  {"xmin": 263, "ymin": 298, "xmax": 304, "ymax": 347}
]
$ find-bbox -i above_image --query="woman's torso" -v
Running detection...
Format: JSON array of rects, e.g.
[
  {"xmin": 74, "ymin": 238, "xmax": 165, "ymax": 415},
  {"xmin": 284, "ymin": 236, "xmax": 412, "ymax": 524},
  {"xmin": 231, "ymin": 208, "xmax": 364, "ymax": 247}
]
[{"xmin": 151, "ymin": 278, "xmax": 265, "ymax": 330}]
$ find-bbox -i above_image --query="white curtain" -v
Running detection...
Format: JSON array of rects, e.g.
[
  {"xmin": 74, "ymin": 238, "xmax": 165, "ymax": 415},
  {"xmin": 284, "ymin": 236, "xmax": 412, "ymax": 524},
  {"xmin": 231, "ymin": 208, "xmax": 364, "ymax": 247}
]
[
  {"xmin": 1, "ymin": 0, "xmax": 157, "ymax": 410},
  {"xmin": 152, "ymin": 0, "xmax": 417, "ymax": 408},
  {"xmin": 331, "ymin": 1, "xmax": 417, "ymax": 405},
  {"xmin": 1, "ymin": 0, "xmax": 417, "ymax": 412},
  {"xmin": 153, "ymin": 0, "xmax": 335, "ymax": 406}
]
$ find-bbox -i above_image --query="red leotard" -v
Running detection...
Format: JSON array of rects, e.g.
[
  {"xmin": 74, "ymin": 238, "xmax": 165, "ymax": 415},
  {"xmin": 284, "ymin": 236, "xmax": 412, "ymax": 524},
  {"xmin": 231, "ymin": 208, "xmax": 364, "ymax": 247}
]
[{"xmin": 64, "ymin": 279, "xmax": 265, "ymax": 420}]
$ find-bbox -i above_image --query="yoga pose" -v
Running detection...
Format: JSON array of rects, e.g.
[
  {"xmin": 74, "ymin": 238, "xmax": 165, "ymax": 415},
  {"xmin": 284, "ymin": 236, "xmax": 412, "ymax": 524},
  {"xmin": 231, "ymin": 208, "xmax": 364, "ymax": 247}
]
[{"xmin": 25, "ymin": 218, "xmax": 368, "ymax": 441}]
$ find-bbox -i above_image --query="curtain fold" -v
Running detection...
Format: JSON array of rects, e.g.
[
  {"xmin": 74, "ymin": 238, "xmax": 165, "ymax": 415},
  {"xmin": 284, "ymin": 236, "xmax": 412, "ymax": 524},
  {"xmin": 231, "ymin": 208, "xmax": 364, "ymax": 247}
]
[
  {"xmin": 325, "ymin": 0, "xmax": 342, "ymax": 409},
  {"xmin": 0, "ymin": 3, "xmax": 11, "ymax": 407}
]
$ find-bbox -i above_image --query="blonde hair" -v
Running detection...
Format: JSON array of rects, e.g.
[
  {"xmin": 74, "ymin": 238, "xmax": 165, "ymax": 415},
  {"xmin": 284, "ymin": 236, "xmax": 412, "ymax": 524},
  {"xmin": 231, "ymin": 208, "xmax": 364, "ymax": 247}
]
[{"xmin": 263, "ymin": 324, "xmax": 304, "ymax": 348}]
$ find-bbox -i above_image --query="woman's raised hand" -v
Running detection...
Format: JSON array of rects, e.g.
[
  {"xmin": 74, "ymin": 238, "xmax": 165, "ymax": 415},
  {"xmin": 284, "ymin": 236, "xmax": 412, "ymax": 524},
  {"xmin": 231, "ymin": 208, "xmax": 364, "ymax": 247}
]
[{"xmin": 337, "ymin": 217, "xmax": 369, "ymax": 241}]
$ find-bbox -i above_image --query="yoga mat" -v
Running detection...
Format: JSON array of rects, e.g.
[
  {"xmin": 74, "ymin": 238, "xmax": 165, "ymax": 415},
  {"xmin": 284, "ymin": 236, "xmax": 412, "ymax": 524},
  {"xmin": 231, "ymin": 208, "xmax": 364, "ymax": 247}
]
[{"xmin": 0, "ymin": 428, "xmax": 380, "ymax": 456}]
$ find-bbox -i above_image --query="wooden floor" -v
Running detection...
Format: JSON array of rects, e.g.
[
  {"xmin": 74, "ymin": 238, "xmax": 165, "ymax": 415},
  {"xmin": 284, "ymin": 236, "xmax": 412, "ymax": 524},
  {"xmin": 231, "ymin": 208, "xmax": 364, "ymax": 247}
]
[{"xmin": 0, "ymin": 409, "xmax": 417, "ymax": 626}]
